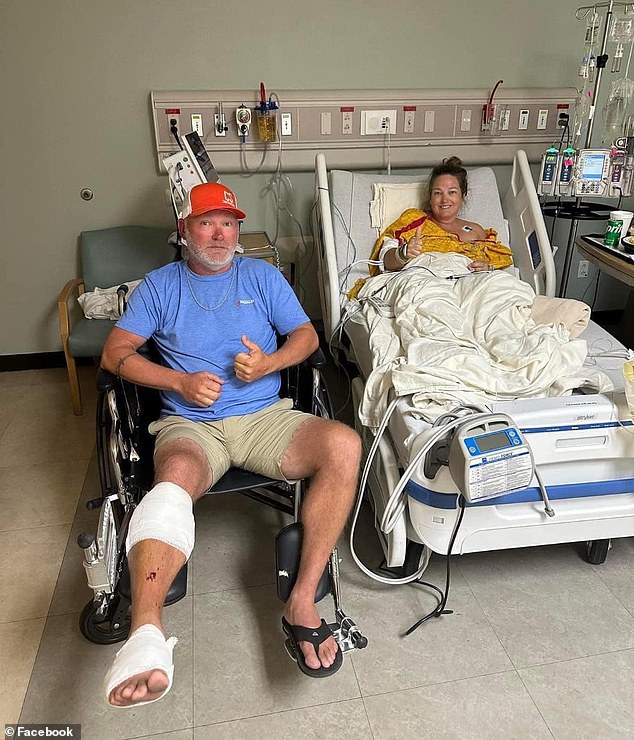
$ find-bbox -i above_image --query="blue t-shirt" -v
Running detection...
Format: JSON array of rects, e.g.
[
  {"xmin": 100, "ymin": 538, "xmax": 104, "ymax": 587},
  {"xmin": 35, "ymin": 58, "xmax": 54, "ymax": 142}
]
[{"xmin": 116, "ymin": 257, "xmax": 310, "ymax": 421}]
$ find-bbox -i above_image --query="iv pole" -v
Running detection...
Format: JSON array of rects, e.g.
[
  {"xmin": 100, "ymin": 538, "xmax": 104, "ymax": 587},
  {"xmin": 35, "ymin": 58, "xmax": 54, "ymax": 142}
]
[{"xmin": 559, "ymin": 0, "xmax": 622, "ymax": 296}]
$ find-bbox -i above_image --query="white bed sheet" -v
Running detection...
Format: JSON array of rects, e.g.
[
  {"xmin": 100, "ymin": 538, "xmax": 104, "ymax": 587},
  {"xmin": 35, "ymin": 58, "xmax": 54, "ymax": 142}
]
[{"xmin": 344, "ymin": 308, "xmax": 630, "ymax": 466}]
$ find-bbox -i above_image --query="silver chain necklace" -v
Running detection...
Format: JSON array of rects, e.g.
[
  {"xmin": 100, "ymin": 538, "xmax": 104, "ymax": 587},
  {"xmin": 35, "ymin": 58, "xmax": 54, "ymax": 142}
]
[{"xmin": 185, "ymin": 263, "xmax": 236, "ymax": 311}]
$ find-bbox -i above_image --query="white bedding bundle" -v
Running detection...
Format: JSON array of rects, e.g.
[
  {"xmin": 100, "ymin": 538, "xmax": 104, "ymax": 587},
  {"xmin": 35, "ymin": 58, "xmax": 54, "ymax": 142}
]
[{"xmin": 356, "ymin": 253, "xmax": 612, "ymax": 427}]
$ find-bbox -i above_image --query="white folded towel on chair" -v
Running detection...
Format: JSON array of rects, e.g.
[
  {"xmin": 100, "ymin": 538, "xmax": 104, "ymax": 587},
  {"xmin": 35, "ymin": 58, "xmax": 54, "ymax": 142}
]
[{"xmin": 78, "ymin": 280, "xmax": 141, "ymax": 320}]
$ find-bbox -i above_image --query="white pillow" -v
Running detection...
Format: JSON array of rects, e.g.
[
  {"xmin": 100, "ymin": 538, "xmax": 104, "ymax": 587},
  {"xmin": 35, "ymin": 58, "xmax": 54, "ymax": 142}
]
[
  {"xmin": 370, "ymin": 182, "xmax": 426, "ymax": 232},
  {"xmin": 369, "ymin": 167, "xmax": 509, "ymax": 244}
]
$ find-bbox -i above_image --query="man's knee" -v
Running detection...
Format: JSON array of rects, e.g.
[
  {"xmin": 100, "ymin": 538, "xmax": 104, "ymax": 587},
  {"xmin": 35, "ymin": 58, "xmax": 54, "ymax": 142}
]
[
  {"xmin": 154, "ymin": 437, "xmax": 213, "ymax": 495},
  {"xmin": 316, "ymin": 421, "xmax": 362, "ymax": 474},
  {"xmin": 282, "ymin": 418, "xmax": 360, "ymax": 481},
  {"xmin": 126, "ymin": 481, "xmax": 195, "ymax": 560}
]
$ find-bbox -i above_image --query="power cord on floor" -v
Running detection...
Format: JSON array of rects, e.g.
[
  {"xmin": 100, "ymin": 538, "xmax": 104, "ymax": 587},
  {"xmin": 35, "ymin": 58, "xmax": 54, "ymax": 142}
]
[{"xmin": 404, "ymin": 495, "xmax": 466, "ymax": 635}]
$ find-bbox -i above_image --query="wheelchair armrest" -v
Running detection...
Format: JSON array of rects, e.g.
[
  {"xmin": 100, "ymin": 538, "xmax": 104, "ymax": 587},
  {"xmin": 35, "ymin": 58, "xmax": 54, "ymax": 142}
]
[
  {"xmin": 96, "ymin": 367, "xmax": 117, "ymax": 393},
  {"xmin": 304, "ymin": 347, "xmax": 326, "ymax": 370},
  {"xmin": 96, "ymin": 341, "xmax": 162, "ymax": 393}
]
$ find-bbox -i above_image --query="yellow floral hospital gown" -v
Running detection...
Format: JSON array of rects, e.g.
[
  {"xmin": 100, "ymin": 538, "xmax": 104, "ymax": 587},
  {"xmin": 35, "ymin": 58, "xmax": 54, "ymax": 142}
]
[{"xmin": 348, "ymin": 208, "xmax": 514, "ymax": 298}]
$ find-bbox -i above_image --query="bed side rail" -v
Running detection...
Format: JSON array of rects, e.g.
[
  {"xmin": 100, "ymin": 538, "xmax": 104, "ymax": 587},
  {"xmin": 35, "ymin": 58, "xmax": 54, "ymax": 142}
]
[
  {"xmin": 314, "ymin": 152, "xmax": 343, "ymax": 342},
  {"xmin": 503, "ymin": 149, "xmax": 556, "ymax": 297}
]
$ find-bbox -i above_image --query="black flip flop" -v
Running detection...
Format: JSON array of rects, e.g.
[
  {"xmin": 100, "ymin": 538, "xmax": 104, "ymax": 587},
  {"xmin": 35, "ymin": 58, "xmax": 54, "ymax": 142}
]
[{"xmin": 281, "ymin": 617, "xmax": 343, "ymax": 678}]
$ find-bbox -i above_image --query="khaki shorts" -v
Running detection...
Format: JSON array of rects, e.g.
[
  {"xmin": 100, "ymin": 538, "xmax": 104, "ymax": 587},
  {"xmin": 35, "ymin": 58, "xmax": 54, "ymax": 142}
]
[{"xmin": 148, "ymin": 398, "xmax": 311, "ymax": 483}]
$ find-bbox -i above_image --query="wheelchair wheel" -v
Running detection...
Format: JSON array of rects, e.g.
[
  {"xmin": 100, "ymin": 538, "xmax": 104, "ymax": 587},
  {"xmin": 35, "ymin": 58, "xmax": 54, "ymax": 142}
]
[{"xmin": 80, "ymin": 598, "xmax": 131, "ymax": 645}]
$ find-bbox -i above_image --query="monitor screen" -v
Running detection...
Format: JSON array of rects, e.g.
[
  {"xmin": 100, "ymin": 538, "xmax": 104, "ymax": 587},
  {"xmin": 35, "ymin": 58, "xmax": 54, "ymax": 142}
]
[
  {"xmin": 476, "ymin": 430, "xmax": 511, "ymax": 453},
  {"xmin": 581, "ymin": 153, "xmax": 607, "ymax": 181}
]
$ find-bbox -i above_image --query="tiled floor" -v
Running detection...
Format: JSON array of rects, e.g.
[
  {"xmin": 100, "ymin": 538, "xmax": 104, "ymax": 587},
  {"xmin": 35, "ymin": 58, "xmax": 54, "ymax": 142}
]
[{"xmin": 2, "ymin": 365, "xmax": 634, "ymax": 739}]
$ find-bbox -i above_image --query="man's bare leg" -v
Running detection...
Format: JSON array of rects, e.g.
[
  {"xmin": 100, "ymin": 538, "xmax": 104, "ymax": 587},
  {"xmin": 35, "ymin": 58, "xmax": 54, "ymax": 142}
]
[
  {"xmin": 107, "ymin": 438, "xmax": 212, "ymax": 707},
  {"xmin": 280, "ymin": 418, "xmax": 361, "ymax": 671}
]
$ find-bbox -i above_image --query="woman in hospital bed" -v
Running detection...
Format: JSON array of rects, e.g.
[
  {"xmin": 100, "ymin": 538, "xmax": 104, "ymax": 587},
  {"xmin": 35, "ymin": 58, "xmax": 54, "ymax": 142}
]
[
  {"xmin": 373, "ymin": 156, "xmax": 513, "ymax": 274},
  {"xmin": 352, "ymin": 157, "xmax": 603, "ymax": 428},
  {"xmin": 349, "ymin": 155, "xmax": 591, "ymax": 346}
]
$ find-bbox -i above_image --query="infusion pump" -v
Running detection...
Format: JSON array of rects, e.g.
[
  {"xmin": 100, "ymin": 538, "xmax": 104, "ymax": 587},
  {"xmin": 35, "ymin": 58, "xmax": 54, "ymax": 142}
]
[
  {"xmin": 538, "ymin": 146, "xmax": 633, "ymax": 198},
  {"xmin": 448, "ymin": 414, "xmax": 534, "ymax": 503}
]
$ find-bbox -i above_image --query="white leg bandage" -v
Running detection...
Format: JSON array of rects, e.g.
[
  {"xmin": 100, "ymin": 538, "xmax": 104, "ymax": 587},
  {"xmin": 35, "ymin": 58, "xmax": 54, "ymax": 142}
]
[{"xmin": 126, "ymin": 482, "xmax": 195, "ymax": 560}]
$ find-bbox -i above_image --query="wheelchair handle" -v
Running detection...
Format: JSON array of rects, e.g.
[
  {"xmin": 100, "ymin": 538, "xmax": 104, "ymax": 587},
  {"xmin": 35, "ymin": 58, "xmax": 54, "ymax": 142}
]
[{"xmin": 117, "ymin": 284, "xmax": 129, "ymax": 318}]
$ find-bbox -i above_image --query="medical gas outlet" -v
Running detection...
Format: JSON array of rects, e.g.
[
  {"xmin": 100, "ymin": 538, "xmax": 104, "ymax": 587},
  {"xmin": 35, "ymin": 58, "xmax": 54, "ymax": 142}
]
[
  {"xmin": 214, "ymin": 103, "xmax": 228, "ymax": 137},
  {"xmin": 236, "ymin": 105, "xmax": 252, "ymax": 143}
]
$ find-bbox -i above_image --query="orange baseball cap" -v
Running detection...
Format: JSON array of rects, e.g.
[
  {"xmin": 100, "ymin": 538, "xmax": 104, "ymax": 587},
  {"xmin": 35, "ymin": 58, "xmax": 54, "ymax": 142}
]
[{"xmin": 180, "ymin": 182, "xmax": 246, "ymax": 220}]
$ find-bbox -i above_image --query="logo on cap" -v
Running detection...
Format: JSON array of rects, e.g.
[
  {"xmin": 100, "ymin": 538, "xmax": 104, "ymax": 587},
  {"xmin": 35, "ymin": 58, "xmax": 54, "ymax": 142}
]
[{"xmin": 223, "ymin": 189, "xmax": 236, "ymax": 207}]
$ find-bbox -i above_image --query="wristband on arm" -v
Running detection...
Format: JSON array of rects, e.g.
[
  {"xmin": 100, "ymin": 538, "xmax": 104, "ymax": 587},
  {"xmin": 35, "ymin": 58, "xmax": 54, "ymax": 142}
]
[{"xmin": 396, "ymin": 242, "xmax": 409, "ymax": 265}]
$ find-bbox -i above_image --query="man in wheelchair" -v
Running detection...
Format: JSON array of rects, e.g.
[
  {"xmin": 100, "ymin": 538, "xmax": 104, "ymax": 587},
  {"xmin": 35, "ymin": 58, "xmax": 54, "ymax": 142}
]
[{"xmin": 100, "ymin": 182, "xmax": 361, "ymax": 707}]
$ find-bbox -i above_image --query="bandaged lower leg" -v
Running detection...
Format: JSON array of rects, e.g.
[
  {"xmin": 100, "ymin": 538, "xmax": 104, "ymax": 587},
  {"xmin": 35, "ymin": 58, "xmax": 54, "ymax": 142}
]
[
  {"xmin": 126, "ymin": 481, "xmax": 195, "ymax": 559},
  {"xmin": 105, "ymin": 483, "xmax": 194, "ymax": 707},
  {"xmin": 104, "ymin": 625, "xmax": 177, "ymax": 707},
  {"xmin": 104, "ymin": 482, "xmax": 194, "ymax": 706}
]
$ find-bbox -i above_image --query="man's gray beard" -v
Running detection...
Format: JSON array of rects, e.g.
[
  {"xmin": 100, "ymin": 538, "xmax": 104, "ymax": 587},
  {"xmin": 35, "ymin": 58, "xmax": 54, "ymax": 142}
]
[{"xmin": 184, "ymin": 235, "xmax": 236, "ymax": 271}]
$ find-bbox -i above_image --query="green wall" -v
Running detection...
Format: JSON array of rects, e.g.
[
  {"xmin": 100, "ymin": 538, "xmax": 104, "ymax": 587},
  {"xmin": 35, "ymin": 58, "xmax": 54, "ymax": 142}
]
[{"xmin": 0, "ymin": 0, "xmax": 586, "ymax": 353}]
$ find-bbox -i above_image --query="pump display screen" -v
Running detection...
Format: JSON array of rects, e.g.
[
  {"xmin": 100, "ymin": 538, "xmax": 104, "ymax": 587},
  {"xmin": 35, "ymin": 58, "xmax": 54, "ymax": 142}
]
[
  {"xmin": 474, "ymin": 430, "xmax": 511, "ymax": 452},
  {"xmin": 581, "ymin": 153, "xmax": 607, "ymax": 181}
]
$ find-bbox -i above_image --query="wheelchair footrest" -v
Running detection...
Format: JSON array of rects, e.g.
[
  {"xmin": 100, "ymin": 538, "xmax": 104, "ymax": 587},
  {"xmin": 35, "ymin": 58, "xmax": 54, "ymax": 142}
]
[
  {"xmin": 275, "ymin": 522, "xmax": 330, "ymax": 603},
  {"xmin": 118, "ymin": 560, "xmax": 188, "ymax": 606},
  {"xmin": 332, "ymin": 612, "xmax": 368, "ymax": 653}
]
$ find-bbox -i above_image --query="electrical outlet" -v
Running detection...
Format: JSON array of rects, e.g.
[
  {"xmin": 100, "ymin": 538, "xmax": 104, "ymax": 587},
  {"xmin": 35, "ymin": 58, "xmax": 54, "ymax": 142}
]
[
  {"xmin": 578, "ymin": 259, "xmax": 590, "ymax": 278},
  {"xmin": 558, "ymin": 111, "xmax": 570, "ymax": 128},
  {"xmin": 165, "ymin": 109, "xmax": 181, "ymax": 143},
  {"xmin": 342, "ymin": 110, "xmax": 353, "ymax": 135},
  {"xmin": 518, "ymin": 109, "xmax": 530, "ymax": 130},
  {"xmin": 403, "ymin": 109, "xmax": 416, "ymax": 133}
]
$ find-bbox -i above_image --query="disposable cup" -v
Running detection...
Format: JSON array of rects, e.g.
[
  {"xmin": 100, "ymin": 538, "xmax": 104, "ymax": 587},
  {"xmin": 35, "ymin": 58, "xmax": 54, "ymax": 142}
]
[{"xmin": 610, "ymin": 209, "xmax": 634, "ymax": 240}]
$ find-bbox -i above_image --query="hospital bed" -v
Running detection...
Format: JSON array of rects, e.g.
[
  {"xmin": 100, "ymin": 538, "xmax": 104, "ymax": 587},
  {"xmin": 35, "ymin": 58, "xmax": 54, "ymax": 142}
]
[{"xmin": 314, "ymin": 149, "xmax": 634, "ymax": 569}]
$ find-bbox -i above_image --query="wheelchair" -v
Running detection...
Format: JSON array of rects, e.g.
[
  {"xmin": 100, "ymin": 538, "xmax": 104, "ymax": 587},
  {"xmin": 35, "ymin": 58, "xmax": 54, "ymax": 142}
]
[{"xmin": 77, "ymin": 344, "xmax": 368, "ymax": 662}]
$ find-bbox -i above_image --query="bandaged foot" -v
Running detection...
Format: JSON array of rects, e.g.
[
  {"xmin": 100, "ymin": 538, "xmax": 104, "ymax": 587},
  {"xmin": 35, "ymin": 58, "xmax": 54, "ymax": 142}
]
[{"xmin": 104, "ymin": 624, "xmax": 177, "ymax": 707}]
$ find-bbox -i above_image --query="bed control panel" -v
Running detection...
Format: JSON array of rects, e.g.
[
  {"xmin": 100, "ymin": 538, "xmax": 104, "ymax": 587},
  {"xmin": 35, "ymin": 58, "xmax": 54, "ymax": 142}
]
[{"xmin": 448, "ymin": 414, "xmax": 534, "ymax": 503}]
